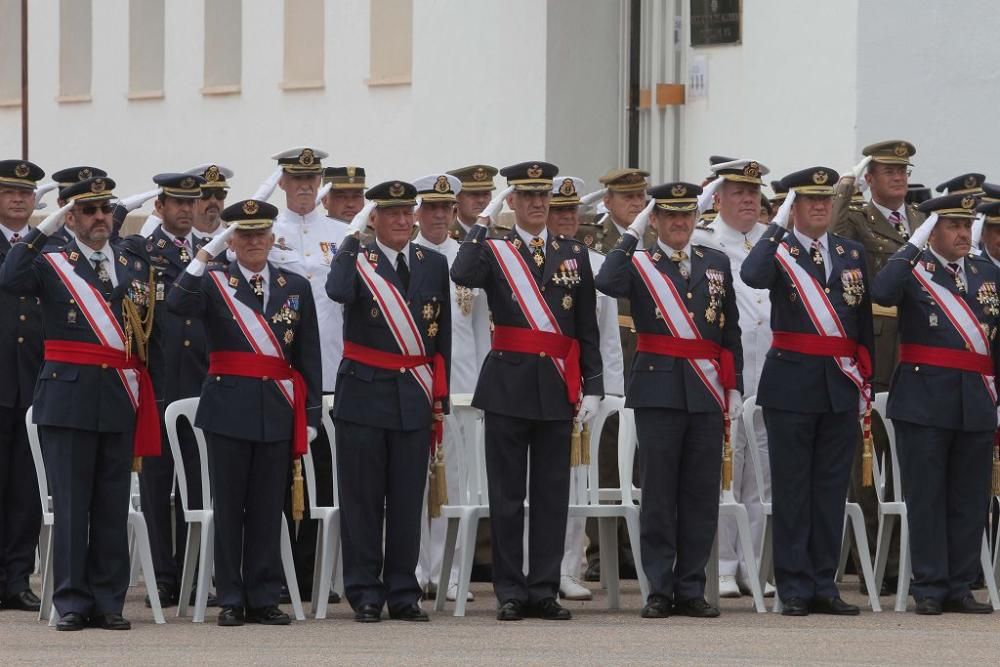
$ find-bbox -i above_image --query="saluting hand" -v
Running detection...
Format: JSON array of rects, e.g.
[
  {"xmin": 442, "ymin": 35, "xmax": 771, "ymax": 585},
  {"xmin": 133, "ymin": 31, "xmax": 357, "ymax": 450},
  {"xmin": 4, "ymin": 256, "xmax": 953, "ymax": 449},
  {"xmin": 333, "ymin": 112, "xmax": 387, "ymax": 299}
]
[
  {"xmin": 478, "ymin": 186, "xmax": 515, "ymax": 226},
  {"xmin": 35, "ymin": 201, "xmax": 75, "ymax": 235},
  {"xmin": 772, "ymin": 190, "xmax": 796, "ymax": 229},
  {"xmin": 626, "ymin": 198, "xmax": 656, "ymax": 240},
  {"xmin": 348, "ymin": 200, "xmax": 377, "ymax": 236},
  {"xmin": 194, "ymin": 223, "xmax": 237, "ymax": 264},
  {"xmin": 906, "ymin": 212, "xmax": 937, "ymax": 249}
]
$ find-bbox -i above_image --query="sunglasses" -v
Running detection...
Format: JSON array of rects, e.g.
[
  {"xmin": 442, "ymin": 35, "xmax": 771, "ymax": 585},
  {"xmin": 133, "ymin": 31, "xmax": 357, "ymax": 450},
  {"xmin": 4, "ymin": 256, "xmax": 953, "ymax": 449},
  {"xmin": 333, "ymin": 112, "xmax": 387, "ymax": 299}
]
[
  {"xmin": 201, "ymin": 190, "xmax": 227, "ymax": 201},
  {"xmin": 79, "ymin": 203, "xmax": 114, "ymax": 215}
]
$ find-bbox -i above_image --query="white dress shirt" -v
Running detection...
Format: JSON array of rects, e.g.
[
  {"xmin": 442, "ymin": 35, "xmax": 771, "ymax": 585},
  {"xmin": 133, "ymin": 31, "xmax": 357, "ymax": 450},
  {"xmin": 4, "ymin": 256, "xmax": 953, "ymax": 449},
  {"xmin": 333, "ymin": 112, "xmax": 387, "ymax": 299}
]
[
  {"xmin": 376, "ymin": 239, "xmax": 411, "ymax": 273},
  {"xmin": 79, "ymin": 242, "xmax": 119, "ymax": 287},
  {"xmin": 0, "ymin": 223, "xmax": 28, "ymax": 244},
  {"xmin": 270, "ymin": 205, "xmax": 348, "ymax": 392},
  {"xmin": 514, "ymin": 225, "xmax": 548, "ymax": 255},
  {"xmin": 237, "ymin": 262, "xmax": 270, "ymax": 308},
  {"xmin": 588, "ymin": 249, "xmax": 625, "ymax": 395},
  {"xmin": 870, "ymin": 198, "xmax": 911, "ymax": 235},
  {"xmin": 656, "ymin": 240, "xmax": 693, "ymax": 277},
  {"xmin": 928, "ymin": 247, "xmax": 967, "ymax": 290},
  {"xmin": 793, "ymin": 228, "xmax": 832, "ymax": 280}
]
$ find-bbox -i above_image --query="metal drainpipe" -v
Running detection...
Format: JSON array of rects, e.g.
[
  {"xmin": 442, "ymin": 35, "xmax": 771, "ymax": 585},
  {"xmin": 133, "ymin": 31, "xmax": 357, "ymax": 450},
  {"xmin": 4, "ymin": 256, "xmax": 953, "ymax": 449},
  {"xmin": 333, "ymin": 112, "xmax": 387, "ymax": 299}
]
[
  {"xmin": 671, "ymin": 0, "xmax": 682, "ymax": 180},
  {"xmin": 627, "ymin": 0, "xmax": 641, "ymax": 168}
]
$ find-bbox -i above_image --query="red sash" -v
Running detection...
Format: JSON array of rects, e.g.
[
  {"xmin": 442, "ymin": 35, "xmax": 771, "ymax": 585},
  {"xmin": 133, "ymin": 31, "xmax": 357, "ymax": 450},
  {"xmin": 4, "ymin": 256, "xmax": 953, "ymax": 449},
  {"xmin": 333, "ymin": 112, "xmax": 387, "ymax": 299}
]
[
  {"xmin": 771, "ymin": 332, "xmax": 872, "ymax": 379},
  {"xmin": 491, "ymin": 325, "xmax": 581, "ymax": 404},
  {"xmin": 636, "ymin": 334, "xmax": 736, "ymax": 391},
  {"xmin": 898, "ymin": 343, "xmax": 993, "ymax": 375},
  {"xmin": 208, "ymin": 351, "xmax": 308, "ymax": 457},
  {"xmin": 44, "ymin": 340, "xmax": 160, "ymax": 457}
]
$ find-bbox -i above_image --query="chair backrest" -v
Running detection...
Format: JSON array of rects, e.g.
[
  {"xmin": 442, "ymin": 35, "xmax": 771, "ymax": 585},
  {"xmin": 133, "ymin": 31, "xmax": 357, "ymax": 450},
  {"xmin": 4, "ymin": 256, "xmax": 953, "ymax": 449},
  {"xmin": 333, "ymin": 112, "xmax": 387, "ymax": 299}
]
[
  {"xmin": 302, "ymin": 395, "xmax": 340, "ymax": 512},
  {"xmin": 24, "ymin": 407, "xmax": 52, "ymax": 519},
  {"xmin": 741, "ymin": 395, "xmax": 770, "ymax": 504},
  {"xmin": 448, "ymin": 396, "xmax": 489, "ymax": 507},
  {"xmin": 164, "ymin": 397, "xmax": 211, "ymax": 512},
  {"xmin": 873, "ymin": 391, "xmax": 903, "ymax": 502}
]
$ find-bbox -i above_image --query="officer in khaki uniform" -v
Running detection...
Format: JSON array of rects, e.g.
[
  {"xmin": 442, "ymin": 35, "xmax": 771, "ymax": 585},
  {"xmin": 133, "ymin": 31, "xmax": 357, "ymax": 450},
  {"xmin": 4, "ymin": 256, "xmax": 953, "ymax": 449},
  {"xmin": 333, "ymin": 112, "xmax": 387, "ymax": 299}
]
[
  {"xmin": 447, "ymin": 165, "xmax": 498, "ymax": 242},
  {"xmin": 833, "ymin": 140, "xmax": 925, "ymax": 591}
]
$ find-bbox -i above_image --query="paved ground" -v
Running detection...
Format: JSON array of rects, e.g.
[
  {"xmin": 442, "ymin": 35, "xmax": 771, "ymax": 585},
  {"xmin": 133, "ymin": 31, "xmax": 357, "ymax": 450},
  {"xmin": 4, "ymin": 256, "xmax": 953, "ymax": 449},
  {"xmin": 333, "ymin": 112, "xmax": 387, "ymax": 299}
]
[{"xmin": 2, "ymin": 576, "xmax": 999, "ymax": 666}]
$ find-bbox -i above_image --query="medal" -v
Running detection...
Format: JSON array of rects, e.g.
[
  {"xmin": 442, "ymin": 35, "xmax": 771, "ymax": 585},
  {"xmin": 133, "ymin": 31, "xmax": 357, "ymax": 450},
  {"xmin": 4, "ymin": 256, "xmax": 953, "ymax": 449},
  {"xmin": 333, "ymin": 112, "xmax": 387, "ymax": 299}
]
[
  {"xmin": 534, "ymin": 253, "xmax": 544, "ymax": 268},
  {"xmin": 283, "ymin": 329, "xmax": 295, "ymax": 345},
  {"xmin": 423, "ymin": 303, "xmax": 435, "ymax": 320},
  {"xmin": 427, "ymin": 322, "xmax": 439, "ymax": 337},
  {"xmin": 929, "ymin": 312, "xmax": 938, "ymax": 327},
  {"xmin": 67, "ymin": 309, "xmax": 77, "ymax": 324},
  {"xmin": 456, "ymin": 286, "xmax": 474, "ymax": 316},
  {"xmin": 705, "ymin": 307, "xmax": 716, "ymax": 323},
  {"xmin": 562, "ymin": 295, "xmax": 573, "ymax": 310}
]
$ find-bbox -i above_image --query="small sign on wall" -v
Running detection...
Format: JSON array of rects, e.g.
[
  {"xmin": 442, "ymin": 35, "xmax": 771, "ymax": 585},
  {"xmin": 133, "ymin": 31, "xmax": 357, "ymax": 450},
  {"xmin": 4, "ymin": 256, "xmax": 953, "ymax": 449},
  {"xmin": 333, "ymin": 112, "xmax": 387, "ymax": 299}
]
[
  {"xmin": 689, "ymin": 55, "xmax": 708, "ymax": 99},
  {"xmin": 690, "ymin": 0, "xmax": 741, "ymax": 47}
]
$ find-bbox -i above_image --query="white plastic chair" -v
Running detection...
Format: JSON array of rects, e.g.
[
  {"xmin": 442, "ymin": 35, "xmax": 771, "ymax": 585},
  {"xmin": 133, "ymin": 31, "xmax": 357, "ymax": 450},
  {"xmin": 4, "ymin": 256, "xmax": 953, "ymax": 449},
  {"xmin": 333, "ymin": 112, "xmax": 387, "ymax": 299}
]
[
  {"xmin": 306, "ymin": 395, "xmax": 342, "ymax": 619},
  {"xmin": 26, "ymin": 407, "xmax": 165, "ymax": 625},
  {"xmin": 165, "ymin": 397, "xmax": 215, "ymax": 621}
]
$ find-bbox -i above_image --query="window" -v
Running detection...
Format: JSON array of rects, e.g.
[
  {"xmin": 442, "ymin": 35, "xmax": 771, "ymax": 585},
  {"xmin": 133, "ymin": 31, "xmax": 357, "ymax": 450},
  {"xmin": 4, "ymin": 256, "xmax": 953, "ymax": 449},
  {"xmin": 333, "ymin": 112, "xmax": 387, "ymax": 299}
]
[
  {"xmin": 281, "ymin": 0, "xmax": 324, "ymax": 90},
  {"xmin": 368, "ymin": 0, "xmax": 412, "ymax": 86},
  {"xmin": 58, "ymin": 0, "xmax": 92, "ymax": 102},
  {"xmin": 0, "ymin": 0, "xmax": 21, "ymax": 106},
  {"xmin": 203, "ymin": 0, "xmax": 242, "ymax": 94},
  {"xmin": 128, "ymin": 0, "xmax": 165, "ymax": 99}
]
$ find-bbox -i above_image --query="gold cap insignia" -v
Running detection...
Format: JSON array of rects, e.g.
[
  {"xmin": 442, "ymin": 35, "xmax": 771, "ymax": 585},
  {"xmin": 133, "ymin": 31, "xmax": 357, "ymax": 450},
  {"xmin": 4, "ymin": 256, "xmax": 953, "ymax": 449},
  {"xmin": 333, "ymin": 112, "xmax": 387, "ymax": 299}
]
[
  {"xmin": 473, "ymin": 167, "xmax": 488, "ymax": 181},
  {"xmin": 527, "ymin": 164, "xmax": 543, "ymax": 178},
  {"xmin": 813, "ymin": 170, "xmax": 829, "ymax": 185},
  {"xmin": 14, "ymin": 163, "xmax": 29, "ymax": 178},
  {"xmin": 434, "ymin": 176, "xmax": 450, "ymax": 193},
  {"xmin": 962, "ymin": 195, "xmax": 976, "ymax": 209},
  {"xmin": 893, "ymin": 143, "xmax": 908, "ymax": 157},
  {"xmin": 78, "ymin": 168, "xmax": 92, "ymax": 180},
  {"xmin": 91, "ymin": 179, "xmax": 107, "ymax": 193},
  {"xmin": 180, "ymin": 177, "xmax": 196, "ymax": 189},
  {"xmin": 205, "ymin": 165, "xmax": 220, "ymax": 182},
  {"xmin": 965, "ymin": 175, "xmax": 978, "ymax": 189},
  {"xmin": 389, "ymin": 182, "xmax": 405, "ymax": 197},
  {"xmin": 559, "ymin": 179, "xmax": 576, "ymax": 196},
  {"xmin": 347, "ymin": 166, "xmax": 356, "ymax": 177},
  {"xmin": 299, "ymin": 149, "xmax": 315, "ymax": 166},
  {"xmin": 744, "ymin": 161, "xmax": 761, "ymax": 179},
  {"xmin": 671, "ymin": 184, "xmax": 687, "ymax": 197},
  {"xmin": 243, "ymin": 200, "xmax": 260, "ymax": 215}
]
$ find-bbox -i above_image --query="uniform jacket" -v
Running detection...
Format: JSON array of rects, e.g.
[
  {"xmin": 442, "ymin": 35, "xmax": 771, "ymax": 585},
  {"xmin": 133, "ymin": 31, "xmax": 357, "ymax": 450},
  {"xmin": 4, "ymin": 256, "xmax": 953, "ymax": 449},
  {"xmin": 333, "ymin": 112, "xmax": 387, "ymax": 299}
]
[{"xmin": 0, "ymin": 232, "xmax": 45, "ymax": 409}]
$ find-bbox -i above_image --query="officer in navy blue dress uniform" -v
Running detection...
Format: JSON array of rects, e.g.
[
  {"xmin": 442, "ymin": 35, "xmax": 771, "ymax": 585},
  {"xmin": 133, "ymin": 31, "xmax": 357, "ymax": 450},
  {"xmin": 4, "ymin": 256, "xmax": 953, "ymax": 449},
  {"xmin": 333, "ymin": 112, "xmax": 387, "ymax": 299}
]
[
  {"xmin": 596, "ymin": 182, "xmax": 743, "ymax": 618},
  {"xmin": 326, "ymin": 180, "xmax": 451, "ymax": 623},
  {"xmin": 871, "ymin": 194, "xmax": 1000, "ymax": 615},
  {"xmin": 0, "ymin": 160, "xmax": 46, "ymax": 613},
  {"xmin": 451, "ymin": 161, "xmax": 604, "ymax": 622},
  {"xmin": 49, "ymin": 166, "xmax": 109, "ymax": 247},
  {"xmin": 117, "ymin": 173, "xmax": 215, "ymax": 608},
  {"xmin": 741, "ymin": 167, "xmax": 875, "ymax": 616},
  {"xmin": 168, "ymin": 200, "xmax": 322, "ymax": 626},
  {"xmin": 0, "ymin": 177, "xmax": 155, "ymax": 631}
]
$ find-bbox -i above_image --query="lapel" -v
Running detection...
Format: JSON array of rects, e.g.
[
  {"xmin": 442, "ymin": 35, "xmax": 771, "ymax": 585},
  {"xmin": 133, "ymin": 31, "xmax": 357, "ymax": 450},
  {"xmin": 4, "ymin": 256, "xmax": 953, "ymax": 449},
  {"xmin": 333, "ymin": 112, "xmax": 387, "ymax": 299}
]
[
  {"xmin": 541, "ymin": 236, "xmax": 562, "ymax": 286},
  {"xmin": 110, "ymin": 245, "xmax": 133, "ymax": 300},
  {"xmin": 151, "ymin": 226, "xmax": 187, "ymax": 270},
  {"xmin": 0, "ymin": 233, "xmax": 10, "ymax": 257},
  {"xmin": 406, "ymin": 244, "xmax": 426, "ymax": 297},
  {"xmin": 68, "ymin": 240, "xmax": 104, "ymax": 292},
  {"xmin": 266, "ymin": 264, "xmax": 289, "ymax": 317},
  {"xmin": 228, "ymin": 261, "xmax": 264, "ymax": 313},
  {"xmin": 827, "ymin": 236, "xmax": 848, "ymax": 289},
  {"xmin": 650, "ymin": 247, "xmax": 687, "ymax": 291},
  {"xmin": 787, "ymin": 231, "xmax": 826, "ymax": 285},
  {"xmin": 687, "ymin": 247, "xmax": 707, "ymax": 290},
  {"xmin": 864, "ymin": 202, "xmax": 906, "ymax": 244},
  {"xmin": 368, "ymin": 243, "xmax": 406, "ymax": 293},
  {"xmin": 506, "ymin": 230, "xmax": 543, "ymax": 281},
  {"xmin": 922, "ymin": 250, "xmax": 961, "ymax": 295}
]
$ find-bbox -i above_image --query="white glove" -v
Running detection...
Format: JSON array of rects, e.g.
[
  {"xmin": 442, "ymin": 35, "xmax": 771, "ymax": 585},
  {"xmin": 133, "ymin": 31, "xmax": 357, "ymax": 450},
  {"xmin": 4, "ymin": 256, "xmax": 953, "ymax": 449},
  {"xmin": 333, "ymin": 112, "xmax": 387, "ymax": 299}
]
[
  {"xmin": 348, "ymin": 200, "xmax": 377, "ymax": 235},
  {"xmin": 315, "ymin": 182, "xmax": 332, "ymax": 205},
  {"xmin": 726, "ymin": 390, "xmax": 743, "ymax": 421},
  {"xmin": 580, "ymin": 188, "xmax": 607, "ymax": 207},
  {"xmin": 34, "ymin": 181, "xmax": 59, "ymax": 209},
  {"xmin": 36, "ymin": 201, "xmax": 74, "ymax": 235},
  {"xmin": 971, "ymin": 213, "xmax": 985, "ymax": 255},
  {"xmin": 118, "ymin": 188, "xmax": 161, "ymax": 212},
  {"xmin": 626, "ymin": 198, "xmax": 656, "ymax": 240},
  {"xmin": 697, "ymin": 177, "xmax": 725, "ymax": 214},
  {"xmin": 307, "ymin": 426, "xmax": 318, "ymax": 443},
  {"xmin": 772, "ymin": 189, "xmax": 796, "ymax": 229},
  {"xmin": 907, "ymin": 212, "xmax": 937, "ymax": 249},
  {"xmin": 251, "ymin": 167, "xmax": 284, "ymax": 202},
  {"xmin": 478, "ymin": 185, "xmax": 515, "ymax": 225},
  {"xmin": 189, "ymin": 224, "xmax": 238, "ymax": 274},
  {"xmin": 849, "ymin": 155, "xmax": 872, "ymax": 181},
  {"xmin": 575, "ymin": 395, "xmax": 601, "ymax": 425}
]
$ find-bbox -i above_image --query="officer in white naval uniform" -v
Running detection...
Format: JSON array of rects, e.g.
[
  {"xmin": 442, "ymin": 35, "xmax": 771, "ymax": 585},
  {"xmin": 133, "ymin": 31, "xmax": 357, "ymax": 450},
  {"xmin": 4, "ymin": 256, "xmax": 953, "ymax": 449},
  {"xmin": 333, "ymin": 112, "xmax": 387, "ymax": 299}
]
[
  {"xmin": 692, "ymin": 158, "xmax": 774, "ymax": 598},
  {"xmin": 412, "ymin": 174, "xmax": 491, "ymax": 602},
  {"xmin": 547, "ymin": 177, "xmax": 625, "ymax": 601},
  {"xmin": 267, "ymin": 146, "xmax": 346, "ymax": 602}
]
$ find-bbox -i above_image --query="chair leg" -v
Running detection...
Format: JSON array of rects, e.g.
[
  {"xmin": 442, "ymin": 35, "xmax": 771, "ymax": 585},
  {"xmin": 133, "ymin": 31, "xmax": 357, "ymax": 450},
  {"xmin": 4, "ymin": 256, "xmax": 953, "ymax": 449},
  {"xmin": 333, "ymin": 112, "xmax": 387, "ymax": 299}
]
[
  {"xmin": 314, "ymin": 518, "xmax": 337, "ymax": 620},
  {"xmin": 847, "ymin": 505, "xmax": 881, "ymax": 612},
  {"xmin": 130, "ymin": 514, "xmax": 166, "ymax": 624},
  {"xmin": 980, "ymin": 531, "xmax": 1000, "ymax": 610},
  {"xmin": 280, "ymin": 516, "xmax": 306, "ymax": 621},
  {"xmin": 872, "ymin": 513, "xmax": 895, "ymax": 595},
  {"xmin": 436, "ymin": 517, "xmax": 460, "ymax": 613},
  {"xmin": 177, "ymin": 523, "xmax": 200, "ymax": 618},
  {"xmin": 758, "ymin": 517, "xmax": 775, "ymax": 605},
  {"xmin": 598, "ymin": 517, "xmax": 620, "ymax": 609},
  {"xmin": 733, "ymin": 506, "xmax": 766, "ymax": 613},
  {"xmin": 311, "ymin": 521, "xmax": 325, "ymax": 617},
  {"xmin": 623, "ymin": 509, "xmax": 648, "ymax": 601},
  {"xmin": 39, "ymin": 531, "xmax": 54, "ymax": 623},
  {"xmin": 128, "ymin": 522, "xmax": 141, "ymax": 586},
  {"xmin": 894, "ymin": 518, "xmax": 910, "ymax": 612},
  {"xmin": 454, "ymin": 516, "xmax": 479, "ymax": 617},
  {"xmin": 193, "ymin": 519, "xmax": 213, "ymax": 623}
]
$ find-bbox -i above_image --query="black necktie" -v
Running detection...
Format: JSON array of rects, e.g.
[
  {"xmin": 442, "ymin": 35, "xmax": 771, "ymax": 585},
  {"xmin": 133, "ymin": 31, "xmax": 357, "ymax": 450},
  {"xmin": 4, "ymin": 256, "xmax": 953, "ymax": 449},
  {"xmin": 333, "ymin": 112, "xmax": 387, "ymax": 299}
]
[
  {"xmin": 250, "ymin": 274, "xmax": 264, "ymax": 307},
  {"xmin": 395, "ymin": 253, "xmax": 410, "ymax": 292}
]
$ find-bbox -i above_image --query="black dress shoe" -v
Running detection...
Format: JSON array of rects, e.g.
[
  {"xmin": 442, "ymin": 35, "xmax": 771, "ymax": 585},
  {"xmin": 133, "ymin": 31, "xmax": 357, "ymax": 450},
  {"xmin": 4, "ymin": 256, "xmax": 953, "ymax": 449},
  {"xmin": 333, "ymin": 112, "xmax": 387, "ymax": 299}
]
[
  {"xmin": 89, "ymin": 613, "xmax": 132, "ymax": 630},
  {"xmin": 914, "ymin": 598, "xmax": 943, "ymax": 615},
  {"xmin": 530, "ymin": 597, "xmax": 572, "ymax": 620},
  {"xmin": 389, "ymin": 603, "xmax": 429, "ymax": 621},
  {"xmin": 640, "ymin": 595, "xmax": 671, "ymax": 619},
  {"xmin": 145, "ymin": 584, "xmax": 178, "ymax": 609},
  {"xmin": 217, "ymin": 606, "xmax": 245, "ymax": 626},
  {"xmin": 496, "ymin": 599, "xmax": 525, "ymax": 621},
  {"xmin": 673, "ymin": 597, "xmax": 720, "ymax": 618},
  {"xmin": 943, "ymin": 595, "xmax": 993, "ymax": 614},
  {"xmin": 330, "ymin": 591, "xmax": 341, "ymax": 604},
  {"xmin": 354, "ymin": 603, "xmax": 382, "ymax": 623},
  {"xmin": 781, "ymin": 597, "xmax": 810, "ymax": 616},
  {"xmin": 809, "ymin": 596, "xmax": 859, "ymax": 616},
  {"xmin": 56, "ymin": 612, "xmax": 87, "ymax": 631},
  {"xmin": 2, "ymin": 589, "xmax": 41, "ymax": 612},
  {"xmin": 247, "ymin": 605, "xmax": 291, "ymax": 625}
]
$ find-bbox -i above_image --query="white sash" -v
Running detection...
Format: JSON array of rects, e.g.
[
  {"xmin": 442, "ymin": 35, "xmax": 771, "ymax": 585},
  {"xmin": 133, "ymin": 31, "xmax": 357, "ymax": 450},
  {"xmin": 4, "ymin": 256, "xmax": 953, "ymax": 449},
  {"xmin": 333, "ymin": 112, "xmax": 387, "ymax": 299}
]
[
  {"xmin": 208, "ymin": 271, "xmax": 295, "ymax": 406},
  {"xmin": 775, "ymin": 243, "xmax": 865, "ymax": 390},
  {"xmin": 43, "ymin": 252, "xmax": 140, "ymax": 408},
  {"xmin": 912, "ymin": 261, "xmax": 997, "ymax": 402},
  {"xmin": 355, "ymin": 255, "xmax": 434, "ymax": 403},
  {"xmin": 485, "ymin": 239, "xmax": 567, "ymax": 383},
  {"xmin": 632, "ymin": 252, "xmax": 726, "ymax": 408}
]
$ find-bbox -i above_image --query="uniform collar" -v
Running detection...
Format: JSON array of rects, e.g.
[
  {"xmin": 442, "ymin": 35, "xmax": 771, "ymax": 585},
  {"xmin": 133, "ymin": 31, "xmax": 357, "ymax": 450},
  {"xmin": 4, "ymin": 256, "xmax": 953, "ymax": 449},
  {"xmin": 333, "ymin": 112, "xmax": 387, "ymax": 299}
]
[
  {"xmin": 237, "ymin": 262, "xmax": 269, "ymax": 282},
  {"xmin": 0, "ymin": 222, "xmax": 28, "ymax": 243},
  {"xmin": 279, "ymin": 205, "xmax": 324, "ymax": 224},
  {"xmin": 376, "ymin": 238, "xmax": 410, "ymax": 268},
  {"xmin": 656, "ymin": 240, "xmax": 692, "ymax": 259},
  {"xmin": 792, "ymin": 227, "xmax": 829, "ymax": 251},
  {"xmin": 870, "ymin": 197, "xmax": 907, "ymax": 223},
  {"xmin": 514, "ymin": 225, "xmax": 548, "ymax": 247},
  {"xmin": 78, "ymin": 241, "xmax": 115, "ymax": 264},
  {"xmin": 158, "ymin": 225, "xmax": 193, "ymax": 247},
  {"xmin": 414, "ymin": 232, "xmax": 455, "ymax": 253},
  {"xmin": 928, "ymin": 246, "xmax": 965, "ymax": 272},
  {"xmin": 714, "ymin": 213, "xmax": 763, "ymax": 244}
]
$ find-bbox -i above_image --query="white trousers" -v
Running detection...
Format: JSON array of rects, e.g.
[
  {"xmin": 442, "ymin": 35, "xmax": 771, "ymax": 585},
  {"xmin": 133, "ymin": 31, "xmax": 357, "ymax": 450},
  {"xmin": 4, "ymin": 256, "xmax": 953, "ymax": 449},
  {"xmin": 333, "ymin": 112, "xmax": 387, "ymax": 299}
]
[{"xmin": 416, "ymin": 413, "xmax": 465, "ymax": 588}]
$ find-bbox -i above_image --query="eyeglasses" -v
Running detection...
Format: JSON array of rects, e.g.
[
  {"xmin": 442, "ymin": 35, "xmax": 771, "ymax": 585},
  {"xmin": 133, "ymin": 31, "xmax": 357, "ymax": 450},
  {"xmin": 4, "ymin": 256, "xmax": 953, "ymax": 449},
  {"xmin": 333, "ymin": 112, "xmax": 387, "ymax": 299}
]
[
  {"xmin": 79, "ymin": 203, "xmax": 114, "ymax": 215},
  {"xmin": 201, "ymin": 190, "xmax": 227, "ymax": 201}
]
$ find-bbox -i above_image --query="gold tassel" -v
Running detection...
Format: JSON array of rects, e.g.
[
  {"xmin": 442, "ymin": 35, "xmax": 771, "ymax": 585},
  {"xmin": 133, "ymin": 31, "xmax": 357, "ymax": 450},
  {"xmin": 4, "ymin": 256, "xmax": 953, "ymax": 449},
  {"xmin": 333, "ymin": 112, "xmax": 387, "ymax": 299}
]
[
  {"xmin": 570, "ymin": 422, "xmax": 582, "ymax": 467},
  {"xmin": 861, "ymin": 408, "xmax": 874, "ymax": 488},
  {"xmin": 580, "ymin": 422, "xmax": 591, "ymax": 467},
  {"xmin": 434, "ymin": 456, "xmax": 448, "ymax": 512},
  {"xmin": 427, "ymin": 454, "xmax": 447, "ymax": 519},
  {"xmin": 291, "ymin": 458, "xmax": 305, "ymax": 521},
  {"xmin": 992, "ymin": 435, "xmax": 1000, "ymax": 496},
  {"xmin": 721, "ymin": 414, "xmax": 733, "ymax": 491},
  {"xmin": 132, "ymin": 456, "xmax": 143, "ymax": 473}
]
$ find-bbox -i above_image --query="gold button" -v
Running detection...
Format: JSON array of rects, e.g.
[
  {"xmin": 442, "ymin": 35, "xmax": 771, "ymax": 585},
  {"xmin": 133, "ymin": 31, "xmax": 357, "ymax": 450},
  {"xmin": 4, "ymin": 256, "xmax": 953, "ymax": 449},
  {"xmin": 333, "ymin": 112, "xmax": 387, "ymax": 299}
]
[
  {"xmin": 16, "ymin": 336, "xmax": 23, "ymax": 343},
  {"xmin": 51, "ymin": 372, "xmax": 57, "ymax": 378},
  {"xmin": 914, "ymin": 366, "xmax": 920, "ymax": 371},
  {"xmin": 263, "ymin": 375, "xmax": 270, "ymax": 381},
  {"xmin": 648, "ymin": 365, "xmax": 654, "ymax": 370},
  {"xmin": 687, "ymin": 292, "xmax": 693, "ymax": 299},
  {"xmin": 19, "ymin": 314, "xmax": 26, "ymax": 321},
  {"xmin": 184, "ymin": 340, "xmax": 191, "ymax": 347},
  {"xmin": 305, "ymin": 252, "xmax": 311, "ymax": 257},
  {"xmin": 185, "ymin": 319, "xmax": 192, "ymax": 326},
  {"xmin": 688, "ymin": 312, "xmax": 694, "ymax": 318},
  {"xmin": 106, "ymin": 301, "xmax": 111, "ymax": 307},
  {"xmin": 540, "ymin": 286, "xmax": 546, "ymax": 292},
  {"xmin": 69, "ymin": 298, "xmax": 75, "ymax": 304},
  {"xmin": 539, "ymin": 351, "xmax": 547, "ymax": 358},
  {"xmin": 399, "ymin": 368, "xmax": 406, "ymax": 373},
  {"xmin": 19, "ymin": 296, "xmax": 26, "ymax": 302},
  {"xmin": 101, "ymin": 363, "xmax": 108, "ymax": 369},
  {"xmin": 824, "ymin": 288, "xmax": 830, "ymax": 293},
  {"xmin": 215, "ymin": 376, "xmax": 221, "ymax": 381}
]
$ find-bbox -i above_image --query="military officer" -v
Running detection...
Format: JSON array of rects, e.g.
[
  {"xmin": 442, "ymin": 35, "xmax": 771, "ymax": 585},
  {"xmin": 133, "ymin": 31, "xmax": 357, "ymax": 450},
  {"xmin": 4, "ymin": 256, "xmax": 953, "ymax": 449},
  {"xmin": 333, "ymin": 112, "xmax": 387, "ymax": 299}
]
[
  {"xmin": 741, "ymin": 166, "xmax": 875, "ymax": 616},
  {"xmin": 546, "ymin": 176, "xmax": 624, "ymax": 602},
  {"xmin": 936, "ymin": 173, "xmax": 986, "ymax": 197},
  {"xmin": 451, "ymin": 161, "xmax": 603, "ymax": 621},
  {"xmin": 907, "ymin": 183, "xmax": 933, "ymax": 207},
  {"xmin": 411, "ymin": 174, "xmax": 490, "ymax": 603},
  {"xmin": 694, "ymin": 156, "xmax": 736, "ymax": 229},
  {"xmin": 320, "ymin": 166, "xmax": 367, "ymax": 225},
  {"xmin": 447, "ymin": 164, "xmax": 499, "ymax": 241},
  {"xmin": 693, "ymin": 158, "xmax": 775, "ymax": 598},
  {"xmin": 597, "ymin": 182, "xmax": 743, "ymax": 618},
  {"xmin": 268, "ymin": 146, "xmax": 346, "ymax": 600},
  {"xmin": 871, "ymin": 194, "xmax": 999, "ymax": 615},
  {"xmin": 168, "ymin": 200, "xmax": 322, "ymax": 626},
  {"xmin": 184, "ymin": 163, "xmax": 233, "ymax": 238},
  {"xmin": 0, "ymin": 177, "xmax": 159, "ymax": 631},
  {"xmin": 48, "ymin": 166, "xmax": 108, "ymax": 246},
  {"xmin": 0, "ymin": 160, "xmax": 45, "ymax": 613},
  {"xmin": 980, "ymin": 195, "xmax": 1000, "ymax": 268},
  {"xmin": 326, "ymin": 180, "xmax": 452, "ymax": 623},
  {"xmin": 769, "ymin": 180, "xmax": 788, "ymax": 216}
]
